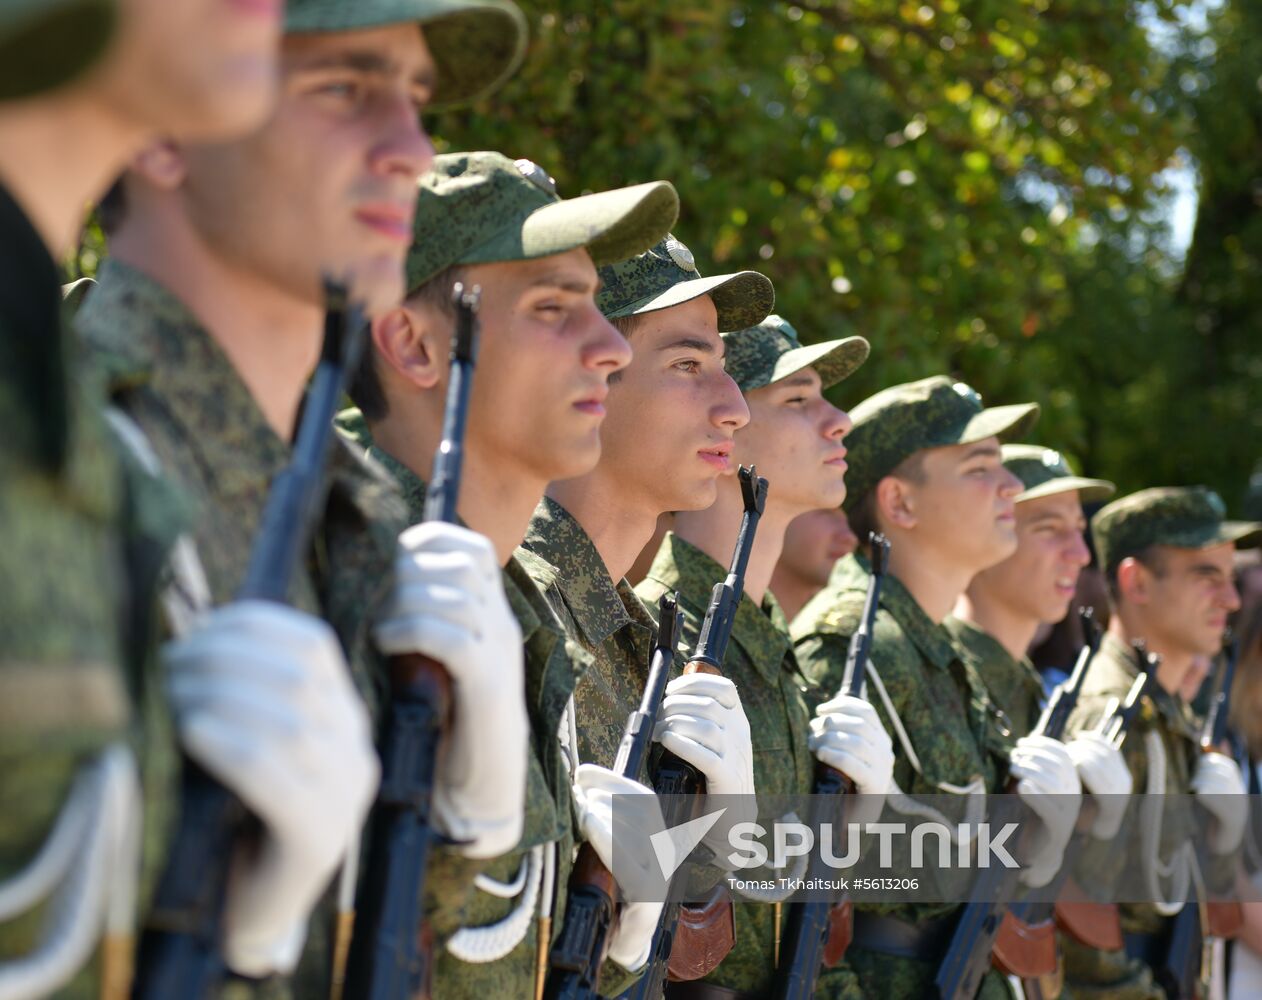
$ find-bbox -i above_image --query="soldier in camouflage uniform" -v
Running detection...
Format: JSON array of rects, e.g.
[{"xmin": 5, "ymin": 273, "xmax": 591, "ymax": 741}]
[
  {"xmin": 1059, "ymin": 487, "xmax": 1261, "ymax": 998},
  {"xmin": 770, "ymin": 506, "xmax": 859, "ymax": 623},
  {"xmin": 635, "ymin": 314, "xmax": 898, "ymax": 998},
  {"xmin": 75, "ymin": 3, "xmax": 533, "ymax": 996},
  {"xmin": 338, "ymin": 150, "xmax": 680, "ymax": 994},
  {"xmin": 792, "ymin": 376, "xmax": 1084, "ymax": 999},
  {"xmin": 0, "ymin": 1, "xmax": 286, "ymax": 994}
]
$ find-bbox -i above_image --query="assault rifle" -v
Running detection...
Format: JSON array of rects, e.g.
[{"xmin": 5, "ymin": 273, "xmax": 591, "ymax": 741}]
[
  {"xmin": 624, "ymin": 466, "xmax": 769, "ymax": 1000},
  {"xmin": 774, "ymin": 532, "xmax": 890, "ymax": 1000},
  {"xmin": 134, "ymin": 281, "xmax": 366, "ymax": 998},
  {"xmin": 343, "ymin": 284, "xmax": 481, "ymax": 1000},
  {"xmin": 543, "ymin": 593, "xmax": 683, "ymax": 999},
  {"xmin": 935, "ymin": 607, "xmax": 1103, "ymax": 1000},
  {"xmin": 1159, "ymin": 631, "xmax": 1243, "ymax": 999}
]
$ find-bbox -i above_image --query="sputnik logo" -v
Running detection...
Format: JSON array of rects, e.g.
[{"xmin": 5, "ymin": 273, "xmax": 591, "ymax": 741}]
[{"xmin": 648, "ymin": 808, "xmax": 727, "ymax": 880}]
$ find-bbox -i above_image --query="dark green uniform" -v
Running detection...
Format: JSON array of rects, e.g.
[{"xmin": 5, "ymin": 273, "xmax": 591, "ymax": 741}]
[
  {"xmin": 636, "ymin": 532, "xmax": 814, "ymax": 995},
  {"xmin": 947, "ymin": 616, "xmax": 1045, "ymax": 741}
]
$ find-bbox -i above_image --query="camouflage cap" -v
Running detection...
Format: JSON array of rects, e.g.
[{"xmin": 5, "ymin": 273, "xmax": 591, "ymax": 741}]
[
  {"xmin": 842, "ymin": 375, "xmax": 1040, "ymax": 513},
  {"xmin": 1091, "ymin": 486, "xmax": 1262, "ymax": 577},
  {"xmin": 0, "ymin": 0, "xmax": 114, "ymax": 100},
  {"xmin": 596, "ymin": 235, "xmax": 774, "ymax": 332},
  {"xmin": 1002, "ymin": 444, "xmax": 1115, "ymax": 505},
  {"xmin": 406, "ymin": 151, "xmax": 678, "ymax": 292},
  {"xmin": 285, "ymin": 0, "xmax": 527, "ymax": 109},
  {"xmin": 721, "ymin": 313, "xmax": 868, "ymax": 393}
]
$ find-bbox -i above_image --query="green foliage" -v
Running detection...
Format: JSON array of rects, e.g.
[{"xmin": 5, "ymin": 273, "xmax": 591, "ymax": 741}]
[{"xmin": 427, "ymin": 0, "xmax": 1250, "ymax": 501}]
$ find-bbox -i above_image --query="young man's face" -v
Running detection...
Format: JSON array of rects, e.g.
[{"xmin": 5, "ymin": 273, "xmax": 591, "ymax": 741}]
[
  {"xmin": 970, "ymin": 490, "xmax": 1091, "ymax": 626},
  {"xmin": 904, "ymin": 436, "xmax": 1023, "ymax": 574},
  {"xmin": 1131, "ymin": 542, "xmax": 1240, "ymax": 659},
  {"xmin": 421, "ymin": 248, "xmax": 631, "ymax": 484},
  {"xmin": 779, "ymin": 507, "xmax": 858, "ymax": 589},
  {"xmin": 597, "ymin": 295, "xmax": 749, "ymax": 514},
  {"xmin": 179, "ymin": 24, "xmax": 435, "ymax": 315},
  {"xmin": 736, "ymin": 367, "xmax": 851, "ymax": 515},
  {"xmin": 101, "ymin": 0, "xmax": 281, "ymax": 138}
]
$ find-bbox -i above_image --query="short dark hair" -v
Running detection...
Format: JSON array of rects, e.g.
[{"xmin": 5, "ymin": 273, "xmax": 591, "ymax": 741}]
[
  {"xmin": 1105, "ymin": 545, "xmax": 1168, "ymax": 603},
  {"xmin": 347, "ymin": 265, "xmax": 465, "ymax": 423},
  {"xmin": 606, "ymin": 313, "xmax": 644, "ymax": 384},
  {"xmin": 847, "ymin": 451, "xmax": 927, "ymax": 543}
]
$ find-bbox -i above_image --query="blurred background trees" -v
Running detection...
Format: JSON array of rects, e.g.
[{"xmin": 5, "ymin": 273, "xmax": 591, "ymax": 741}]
[{"xmin": 429, "ymin": 0, "xmax": 1259, "ymax": 511}]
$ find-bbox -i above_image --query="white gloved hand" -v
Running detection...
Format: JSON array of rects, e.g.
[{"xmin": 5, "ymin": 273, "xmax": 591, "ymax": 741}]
[
  {"xmin": 373, "ymin": 522, "xmax": 527, "ymax": 860},
  {"xmin": 653, "ymin": 673, "xmax": 757, "ymax": 862},
  {"xmin": 1192, "ymin": 752, "xmax": 1247, "ymax": 854},
  {"xmin": 1009, "ymin": 734, "xmax": 1082, "ymax": 888},
  {"xmin": 809, "ymin": 694, "xmax": 894, "ymax": 826},
  {"xmin": 571, "ymin": 764, "xmax": 667, "ymax": 972},
  {"xmin": 165, "ymin": 600, "xmax": 379, "ymax": 977},
  {"xmin": 1066, "ymin": 731, "xmax": 1133, "ymax": 840}
]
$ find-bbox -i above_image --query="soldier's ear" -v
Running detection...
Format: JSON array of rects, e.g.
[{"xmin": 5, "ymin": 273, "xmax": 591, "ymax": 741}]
[
  {"xmin": 371, "ymin": 302, "xmax": 443, "ymax": 391},
  {"xmin": 876, "ymin": 475, "xmax": 917, "ymax": 531},
  {"xmin": 1116, "ymin": 557, "xmax": 1149, "ymax": 605},
  {"xmin": 129, "ymin": 140, "xmax": 186, "ymax": 191}
]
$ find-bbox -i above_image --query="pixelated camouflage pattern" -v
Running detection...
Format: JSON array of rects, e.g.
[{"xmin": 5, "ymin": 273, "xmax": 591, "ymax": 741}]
[
  {"xmin": 792, "ymin": 553, "xmax": 1015, "ymax": 999},
  {"xmin": 1058, "ymin": 633, "xmax": 1205, "ymax": 997},
  {"xmin": 407, "ymin": 151, "xmax": 678, "ymax": 291},
  {"xmin": 1001, "ymin": 443, "xmax": 1115, "ymax": 505},
  {"xmin": 636, "ymin": 532, "xmax": 815, "ymax": 994},
  {"xmin": 1091, "ymin": 486, "xmax": 1262, "ymax": 577},
  {"xmin": 0, "ymin": 0, "xmax": 114, "ymax": 100},
  {"xmin": 841, "ymin": 375, "xmax": 1040, "ymax": 514},
  {"xmin": 285, "ymin": 0, "xmax": 527, "ymax": 109},
  {"xmin": 77, "ymin": 259, "xmax": 408, "ymax": 999},
  {"xmin": 946, "ymin": 616, "xmax": 1045, "ymax": 739},
  {"xmin": 596, "ymin": 234, "xmax": 774, "ymax": 332},
  {"xmin": 721, "ymin": 313, "xmax": 869, "ymax": 394}
]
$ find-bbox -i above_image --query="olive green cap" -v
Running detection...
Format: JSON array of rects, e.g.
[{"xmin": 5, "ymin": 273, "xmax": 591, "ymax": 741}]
[
  {"xmin": 1002, "ymin": 444, "xmax": 1115, "ymax": 505},
  {"xmin": 1092, "ymin": 486, "xmax": 1262, "ymax": 577},
  {"xmin": 0, "ymin": 0, "xmax": 115, "ymax": 100},
  {"xmin": 406, "ymin": 151, "xmax": 678, "ymax": 292},
  {"xmin": 596, "ymin": 235, "xmax": 774, "ymax": 333},
  {"xmin": 722, "ymin": 313, "xmax": 868, "ymax": 393},
  {"xmin": 285, "ymin": 0, "xmax": 527, "ymax": 109},
  {"xmin": 842, "ymin": 375, "xmax": 1040, "ymax": 513}
]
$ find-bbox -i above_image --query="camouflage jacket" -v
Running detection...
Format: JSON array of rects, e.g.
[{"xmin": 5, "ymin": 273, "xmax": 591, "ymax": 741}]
[
  {"xmin": 792, "ymin": 554, "xmax": 1014, "ymax": 1000},
  {"xmin": 636, "ymin": 532, "xmax": 814, "ymax": 995},
  {"xmin": 78, "ymin": 261, "xmax": 406, "ymax": 999},
  {"xmin": 1059, "ymin": 633, "xmax": 1207, "ymax": 998},
  {"xmin": 946, "ymin": 616, "xmax": 1045, "ymax": 739},
  {"xmin": 337, "ymin": 411, "xmax": 588, "ymax": 997}
]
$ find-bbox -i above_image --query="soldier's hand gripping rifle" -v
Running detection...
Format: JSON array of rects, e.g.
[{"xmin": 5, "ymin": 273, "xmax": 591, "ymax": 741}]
[
  {"xmin": 935, "ymin": 608, "xmax": 1104, "ymax": 1000},
  {"xmin": 342, "ymin": 284, "xmax": 480, "ymax": 1000},
  {"xmin": 624, "ymin": 466, "xmax": 769, "ymax": 1000},
  {"xmin": 133, "ymin": 281, "xmax": 366, "ymax": 999},
  {"xmin": 774, "ymin": 532, "xmax": 890, "ymax": 1000},
  {"xmin": 1160, "ymin": 631, "xmax": 1243, "ymax": 1000},
  {"xmin": 543, "ymin": 593, "xmax": 683, "ymax": 1000}
]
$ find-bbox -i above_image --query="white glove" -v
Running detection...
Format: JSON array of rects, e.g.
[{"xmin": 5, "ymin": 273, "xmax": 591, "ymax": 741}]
[
  {"xmin": 1192, "ymin": 752, "xmax": 1247, "ymax": 854},
  {"xmin": 373, "ymin": 522, "xmax": 527, "ymax": 859},
  {"xmin": 809, "ymin": 694, "xmax": 895, "ymax": 826},
  {"xmin": 653, "ymin": 673, "xmax": 757, "ymax": 862},
  {"xmin": 1066, "ymin": 731, "xmax": 1133, "ymax": 840},
  {"xmin": 571, "ymin": 764, "xmax": 667, "ymax": 972},
  {"xmin": 165, "ymin": 600, "xmax": 379, "ymax": 976},
  {"xmin": 1009, "ymin": 734, "xmax": 1082, "ymax": 888}
]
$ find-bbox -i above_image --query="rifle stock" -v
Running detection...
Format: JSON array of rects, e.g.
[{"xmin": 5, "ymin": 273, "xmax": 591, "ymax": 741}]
[{"xmin": 133, "ymin": 281, "xmax": 366, "ymax": 999}]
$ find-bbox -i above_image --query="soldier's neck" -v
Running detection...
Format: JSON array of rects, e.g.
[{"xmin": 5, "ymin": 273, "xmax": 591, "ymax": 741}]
[
  {"xmin": 546, "ymin": 470, "xmax": 662, "ymax": 585},
  {"xmin": 883, "ymin": 534, "xmax": 975, "ymax": 625},
  {"xmin": 1107, "ymin": 613, "xmax": 1195, "ymax": 695},
  {"xmin": 0, "ymin": 92, "xmax": 147, "ymax": 256},
  {"xmin": 953, "ymin": 587, "xmax": 1038, "ymax": 662},
  {"xmin": 672, "ymin": 480, "xmax": 792, "ymax": 608}
]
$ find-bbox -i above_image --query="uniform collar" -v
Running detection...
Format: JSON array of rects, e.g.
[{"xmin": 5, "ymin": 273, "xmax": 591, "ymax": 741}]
[
  {"xmin": 78, "ymin": 259, "xmax": 289, "ymax": 499},
  {"xmin": 521, "ymin": 496, "xmax": 653, "ymax": 647},
  {"xmin": 644, "ymin": 532, "xmax": 791, "ymax": 683}
]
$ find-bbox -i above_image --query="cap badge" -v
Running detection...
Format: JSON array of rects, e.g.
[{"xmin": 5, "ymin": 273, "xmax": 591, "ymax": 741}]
[
  {"xmin": 664, "ymin": 237, "xmax": 697, "ymax": 273},
  {"xmin": 1041, "ymin": 449, "xmax": 1064, "ymax": 470},
  {"xmin": 514, "ymin": 158, "xmax": 557, "ymax": 195},
  {"xmin": 1207, "ymin": 490, "xmax": 1226, "ymax": 518},
  {"xmin": 951, "ymin": 382, "xmax": 982, "ymax": 407}
]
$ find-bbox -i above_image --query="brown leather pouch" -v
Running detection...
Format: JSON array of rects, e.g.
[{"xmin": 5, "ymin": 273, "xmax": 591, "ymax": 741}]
[
  {"xmin": 1054, "ymin": 877, "xmax": 1123, "ymax": 951},
  {"xmin": 992, "ymin": 909, "xmax": 1058, "ymax": 978},
  {"xmin": 1208, "ymin": 900, "xmax": 1244, "ymax": 939},
  {"xmin": 666, "ymin": 886, "xmax": 737, "ymax": 982},
  {"xmin": 821, "ymin": 899, "xmax": 853, "ymax": 967}
]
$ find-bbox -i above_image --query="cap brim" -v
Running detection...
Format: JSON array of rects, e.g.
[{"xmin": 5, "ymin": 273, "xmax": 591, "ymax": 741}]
[
  {"xmin": 1222, "ymin": 521, "xmax": 1262, "ymax": 551},
  {"xmin": 773, "ymin": 337, "xmax": 870, "ymax": 390},
  {"xmin": 424, "ymin": 1, "xmax": 528, "ymax": 108},
  {"xmin": 616, "ymin": 270, "xmax": 774, "ymax": 332},
  {"xmin": 960, "ymin": 402, "xmax": 1040, "ymax": 445},
  {"xmin": 518, "ymin": 182, "xmax": 679, "ymax": 267},
  {"xmin": 1018, "ymin": 477, "xmax": 1116, "ymax": 505},
  {"xmin": 0, "ymin": 0, "xmax": 114, "ymax": 99}
]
